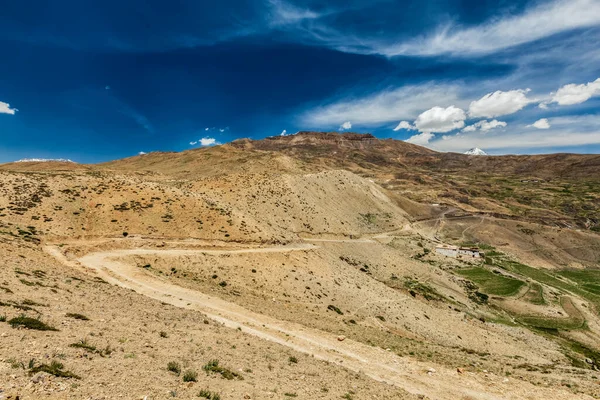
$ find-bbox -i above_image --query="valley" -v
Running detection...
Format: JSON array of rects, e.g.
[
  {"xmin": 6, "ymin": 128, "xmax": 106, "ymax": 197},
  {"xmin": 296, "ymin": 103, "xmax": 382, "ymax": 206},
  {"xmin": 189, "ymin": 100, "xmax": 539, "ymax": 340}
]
[{"xmin": 1, "ymin": 132, "xmax": 600, "ymax": 399}]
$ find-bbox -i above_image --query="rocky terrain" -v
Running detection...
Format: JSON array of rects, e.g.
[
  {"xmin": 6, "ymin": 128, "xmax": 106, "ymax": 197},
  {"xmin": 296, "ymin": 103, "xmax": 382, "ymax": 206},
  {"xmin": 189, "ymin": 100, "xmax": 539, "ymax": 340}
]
[{"xmin": 1, "ymin": 132, "xmax": 600, "ymax": 399}]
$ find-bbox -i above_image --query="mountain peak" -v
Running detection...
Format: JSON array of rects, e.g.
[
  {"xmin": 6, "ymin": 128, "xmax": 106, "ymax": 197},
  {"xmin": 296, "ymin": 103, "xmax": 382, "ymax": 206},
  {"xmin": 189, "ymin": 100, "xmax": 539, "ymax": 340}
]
[{"xmin": 464, "ymin": 148, "xmax": 488, "ymax": 156}]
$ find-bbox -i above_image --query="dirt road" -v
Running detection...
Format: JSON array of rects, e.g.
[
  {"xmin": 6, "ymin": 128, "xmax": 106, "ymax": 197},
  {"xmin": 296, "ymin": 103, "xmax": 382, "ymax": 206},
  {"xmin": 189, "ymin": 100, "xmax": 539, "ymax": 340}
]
[{"xmin": 45, "ymin": 244, "xmax": 589, "ymax": 400}]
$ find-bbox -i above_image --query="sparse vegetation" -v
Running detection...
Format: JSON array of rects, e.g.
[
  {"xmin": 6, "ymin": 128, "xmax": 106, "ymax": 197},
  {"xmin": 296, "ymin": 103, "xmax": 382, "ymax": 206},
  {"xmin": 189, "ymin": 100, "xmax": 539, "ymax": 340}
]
[
  {"xmin": 457, "ymin": 267, "xmax": 525, "ymax": 296},
  {"xmin": 404, "ymin": 279, "xmax": 444, "ymax": 301},
  {"xmin": 183, "ymin": 369, "xmax": 198, "ymax": 382},
  {"xmin": 69, "ymin": 339, "xmax": 97, "ymax": 353},
  {"xmin": 327, "ymin": 304, "xmax": 343, "ymax": 315},
  {"xmin": 199, "ymin": 389, "xmax": 221, "ymax": 399},
  {"xmin": 9, "ymin": 315, "xmax": 58, "ymax": 331},
  {"xmin": 29, "ymin": 360, "xmax": 80, "ymax": 379},
  {"xmin": 202, "ymin": 359, "xmax": 243, "ymax": 380},
  {"xmin": 69, "ymin": 339, "xmax": 112, "ymax": 357},
  {"xmin": 66, "ymin": 312, "xmax": 90, "ymax": 320},
  {"xmin": 167, "ymin": 361, "xmax": 181, "ymax": 375}
]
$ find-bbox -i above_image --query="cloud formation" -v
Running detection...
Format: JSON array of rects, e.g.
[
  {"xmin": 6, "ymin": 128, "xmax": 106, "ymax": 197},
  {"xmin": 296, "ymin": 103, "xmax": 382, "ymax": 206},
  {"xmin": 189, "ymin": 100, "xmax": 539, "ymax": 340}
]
[
  {"xmin": 531, "ymin": 118, "xmax": 551, "ymax": 129},
  {"xmin": 199, "ymin": 137, "xmax": 218, "ymax": 146},
  {"xmin": 301, "ymin": 83, "xmax": 461, "ymax": 127},
  {"xmin": 469, "ymin": 89, "xmax": 532, "ymax": 118},
  {"xmin": 366, "ymin": 0, "xmax": 600, "ymax": 56},
  {"xmin": 339, "ymin": 121, "xmax": 352, "ymax": 131},
  {"xmin": 267, "ymin": 0, "xmax": 320, "ymax": 26},
  {"xmin": 0, "ymin": 101, "xmax": 18, "ymax": 115},
  {"xmin": 405, "ymin": 132, "xmax": 435, "ymax": 145},
  {"xmin": 428, "ymin": 114, "xmax": 600, "ymax": 152},
  {"xmin": 393, "ymin": 121, "xmax": 416, "ymax": 131},
  {"xmin": 414, "ymin": 106, "xmax": 466, "ymax": 133},
  {"xmin": 280, "ymin": 129, "xmax": 288, "ymax": 136},
  {"xmin": 462, "ymin": 119, "xmax": 507, "ymax": 133},
  {"xmin": 551, "ymin": 78, "xmax": 600, "ymax": 105}
]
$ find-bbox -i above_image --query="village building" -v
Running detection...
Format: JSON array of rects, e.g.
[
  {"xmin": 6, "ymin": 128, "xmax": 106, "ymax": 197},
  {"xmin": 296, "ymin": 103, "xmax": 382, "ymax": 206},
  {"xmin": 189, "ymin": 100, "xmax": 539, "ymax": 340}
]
[
  {"xmin": 458, "ymin": 247, "xmax": 481, "ymax": 258},
  {"xmin": 435, "ymin": 244, "xmax": 482, "ymax": 258},
  {"xmin": 435, "ymin": 244, "xmax": 459, "ymax": 257}
]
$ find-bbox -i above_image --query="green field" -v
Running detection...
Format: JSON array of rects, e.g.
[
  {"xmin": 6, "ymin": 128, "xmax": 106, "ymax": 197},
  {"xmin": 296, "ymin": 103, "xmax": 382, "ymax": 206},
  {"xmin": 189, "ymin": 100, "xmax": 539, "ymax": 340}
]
[
  {"xmin": 523, "ymin": 282, "xmax": 546, "ymax": 305},
  {"xmin": 456, "ymin": 267, "xmax": 525, "ymax": 296}
]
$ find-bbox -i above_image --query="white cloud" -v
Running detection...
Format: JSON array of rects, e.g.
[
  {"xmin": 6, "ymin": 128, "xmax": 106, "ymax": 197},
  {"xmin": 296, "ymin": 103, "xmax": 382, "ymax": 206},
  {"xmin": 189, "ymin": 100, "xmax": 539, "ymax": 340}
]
[
  {"xmin": 200, "ymin": 137, "xmax": 219, "ymax": 146},
  {"xmin": 531, "ymin": 118, "xmax": 551, "ymax": 129},
  {"xmin": 414, "ymin": 106, "xmax": 466, "ymax": 133},
  {"xmin": 393, "ymin": 121, "xmax": 416, "ymax": 131},
  {"xmin": 0, "ymin": 101, "xmax": 18, "ymax": 115},
  {"xmin": 190, "ymin": 141, "xmax": 198, "ymax": 145},
  {"xmin": 300, "ymin": 83, "xmax": 462, "ymax": 127},
  {"xmin": 375, "ymin": 0, "xmax": 600, "ymax": 56},
  {"xmin": 405, "ymin": 132, "xmax": 435, "ymax": 145},
  {"xmin": 469, "ymin": 89, "xmax": 532, "ymax": 118},
  {"xmin": 138, "ymin": 151, "xmax": 146, "ymax": 155},
  {"xmin": 462, "ymin": 119, "xmax": 507, "ymax": 133},
  {"xmin": 551, "ymin": 78, "xmax": 600, "ymax": 105},
  {"xmin": 280, "ymin": 129, "xmax": 288, "ymax": 136},
  {"xmin": 339, "ymin": 121, "xmax": 352, "ymax": 131},
  {"xmin": 205, "ymin": 127, "xmax": 210, "ymax": 131},
  {"xmin": 427, "ymin": 114, "xmax": 600, "ymax": 152},
  {"xmin": 431, "ymin": 130, "xmax": 600, "ymax": 152},
  {"xmin": 267, "ymin": 0, "xmax": 320, "ymax": 26}
]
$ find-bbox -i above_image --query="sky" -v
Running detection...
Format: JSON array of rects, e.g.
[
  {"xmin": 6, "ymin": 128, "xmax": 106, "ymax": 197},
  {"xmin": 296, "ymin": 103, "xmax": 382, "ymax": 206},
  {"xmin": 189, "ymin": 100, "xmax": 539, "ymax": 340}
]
[{"xmin": 1, "ymin": 0, "xmax": 600, "ymax": 162}]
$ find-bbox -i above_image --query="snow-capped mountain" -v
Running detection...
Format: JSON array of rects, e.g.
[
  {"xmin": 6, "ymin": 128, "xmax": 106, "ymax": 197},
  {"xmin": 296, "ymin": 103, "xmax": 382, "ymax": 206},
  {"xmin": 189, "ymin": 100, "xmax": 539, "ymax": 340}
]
[
  {"xmin": 464, "ymin": 148, "xmax": 488, "ymax": 156},
  {"xmin": 15, "ymin": 158, "xmax": 75, "ymax": 163}
]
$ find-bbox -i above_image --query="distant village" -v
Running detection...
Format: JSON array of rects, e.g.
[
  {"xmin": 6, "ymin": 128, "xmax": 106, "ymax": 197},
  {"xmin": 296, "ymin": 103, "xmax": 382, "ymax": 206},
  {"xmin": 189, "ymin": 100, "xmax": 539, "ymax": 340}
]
[{"xmin": 435, "ymin": 244, "xmax": 482, "ymax": 259}]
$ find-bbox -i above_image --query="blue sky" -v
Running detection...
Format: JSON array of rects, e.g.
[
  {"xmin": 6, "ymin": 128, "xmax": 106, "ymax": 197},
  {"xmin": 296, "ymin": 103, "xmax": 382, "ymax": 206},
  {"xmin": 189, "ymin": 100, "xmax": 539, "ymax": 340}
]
[{"xmin": 1, "ymin": 0, "xmax": 600, "ymax": 162}]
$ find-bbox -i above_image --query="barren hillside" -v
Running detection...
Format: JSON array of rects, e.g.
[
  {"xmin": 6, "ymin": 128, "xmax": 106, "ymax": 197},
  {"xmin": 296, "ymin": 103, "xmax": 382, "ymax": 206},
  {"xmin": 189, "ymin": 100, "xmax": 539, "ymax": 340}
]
[{"xmin": 1, "ymin": 133, "xmax": 600, "ymax": 399}]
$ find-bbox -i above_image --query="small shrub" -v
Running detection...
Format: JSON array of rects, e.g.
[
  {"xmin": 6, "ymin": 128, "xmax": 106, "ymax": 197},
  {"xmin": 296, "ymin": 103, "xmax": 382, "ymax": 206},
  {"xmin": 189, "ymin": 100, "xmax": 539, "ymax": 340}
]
[
  {"xmin": 167, "ymin": 361, "xmax": 181, "ymax": 375},
  {"xmin": 284, "ymin": 393, "xmax": 298, "ymax": 397},
  {"xmin": 9, "ymin": 315, "xmax": 58, "ymax": 331},
  {"xmin": 29, "ymin": 360, "xmax": 80, "ymax": 379},
  {"xmin": 22, "ymin": 299, "xmax": 45, "ymax": 307},
  {"xmin": 199, "ymin": 389, "xmax": 221, "ymax": 399},
  {"xmin": 66, "ymin": 313, "xmax": 90, "ymax": 321},
  {"xmin": 203, "ymin": 359, "xmax": 243, "ymax": 380},
  {"xmin": 70, "ymin": 339, "xmax": 112, "ymax": 357},
  {"xmin": 288, "ymin": 356, "xmax": 298, "ymax": 364},
  {"xmin": 0, "ymin": 315, "xmax": 6, "ymax": 322},
  {"xmin": 327, "ymin": 305, "xmax": 343, "ymax": 315},
  {"xmin": 69, "ymin": 339, "xmax": 97, "ymax": 353},
  {"xmin": 160, "ymin": 331, "xmax": 168, "ymax": 338},
  {"xmin": 7, "ymin": 358, "xmax": 23, "ymax": 369},
  {"xmin": 183, "ymin": 370, "xmax": 198, "ymax": 382},
  {"xmin": 218, "ymin": 281, "xmax": 227, "ymax": 287}
]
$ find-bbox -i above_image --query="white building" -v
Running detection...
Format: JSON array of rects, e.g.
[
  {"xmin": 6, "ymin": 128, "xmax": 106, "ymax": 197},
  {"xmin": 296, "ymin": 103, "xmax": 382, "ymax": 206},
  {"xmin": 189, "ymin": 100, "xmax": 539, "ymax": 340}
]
[
  {"xmin": 436, "ymin": 245, "xmax": 482, "ymax": 258},
  {"xmin": 458, "ymin": 247, "xmax": 482, "ymax": 258},
  {"xmin": 435, "ymin": 245, "xmax": 458, "ymax": 257}
]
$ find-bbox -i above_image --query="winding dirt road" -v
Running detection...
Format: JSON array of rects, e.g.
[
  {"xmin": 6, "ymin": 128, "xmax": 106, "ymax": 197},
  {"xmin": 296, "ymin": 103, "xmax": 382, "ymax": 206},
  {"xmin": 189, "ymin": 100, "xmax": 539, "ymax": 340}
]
[{"xmin": 45, "ymin": 244, "xmax": 588, "ymax": 400}]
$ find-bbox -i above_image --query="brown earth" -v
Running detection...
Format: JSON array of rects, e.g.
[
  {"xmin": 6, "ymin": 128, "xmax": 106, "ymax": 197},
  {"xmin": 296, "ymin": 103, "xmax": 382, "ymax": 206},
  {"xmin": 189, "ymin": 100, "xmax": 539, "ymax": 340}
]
[{"xmin": 1, "ymin": 132, "xmax": 600, "ymax": 399}]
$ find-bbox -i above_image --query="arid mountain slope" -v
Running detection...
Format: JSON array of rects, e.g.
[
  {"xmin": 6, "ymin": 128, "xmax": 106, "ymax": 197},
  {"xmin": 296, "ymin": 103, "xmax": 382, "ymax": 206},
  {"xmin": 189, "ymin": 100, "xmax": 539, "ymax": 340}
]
[{"xmin": 1, "ymin": 132, "xmax": 600, "ymax": 399}]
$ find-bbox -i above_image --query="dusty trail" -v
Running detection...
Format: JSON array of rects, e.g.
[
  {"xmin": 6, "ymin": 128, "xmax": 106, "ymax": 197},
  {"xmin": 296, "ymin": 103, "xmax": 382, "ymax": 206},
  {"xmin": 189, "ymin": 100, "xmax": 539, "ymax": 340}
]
[{"xmin": 45, "ymin": 244, "xmax": 588, "ymax": 400}]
